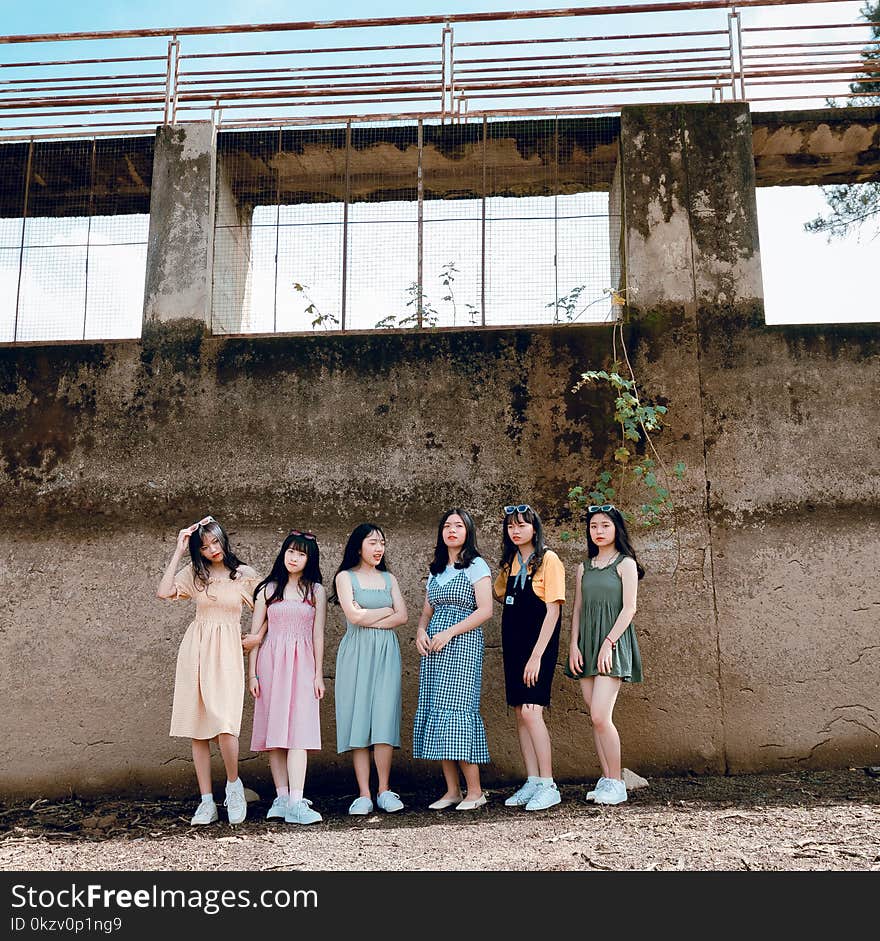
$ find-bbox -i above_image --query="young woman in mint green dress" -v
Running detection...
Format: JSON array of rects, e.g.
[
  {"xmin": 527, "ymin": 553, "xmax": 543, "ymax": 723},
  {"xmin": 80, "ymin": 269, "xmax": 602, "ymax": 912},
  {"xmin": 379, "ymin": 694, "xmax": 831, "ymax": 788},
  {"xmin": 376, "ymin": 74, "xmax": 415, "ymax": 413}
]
[
  {"xmin": 566, "ymin": 504, "xmax": 643, "ymax": 807},
  {"xmin": 331, "ymin": 523, "xmax": 409, "ymax": 816}
]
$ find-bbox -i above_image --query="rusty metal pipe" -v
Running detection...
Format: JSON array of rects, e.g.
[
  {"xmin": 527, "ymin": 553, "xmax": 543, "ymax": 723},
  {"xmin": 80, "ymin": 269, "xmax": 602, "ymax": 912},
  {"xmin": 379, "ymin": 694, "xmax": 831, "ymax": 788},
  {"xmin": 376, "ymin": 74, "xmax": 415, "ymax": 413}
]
[{"xmin": 0, "ymin": 2, "xmax": 852, "ymax": 45}]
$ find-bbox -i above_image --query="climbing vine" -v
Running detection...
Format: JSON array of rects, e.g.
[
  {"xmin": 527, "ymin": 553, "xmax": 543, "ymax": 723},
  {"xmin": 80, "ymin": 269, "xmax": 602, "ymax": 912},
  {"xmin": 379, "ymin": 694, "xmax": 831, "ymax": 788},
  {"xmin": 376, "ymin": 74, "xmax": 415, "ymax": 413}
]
[{"xmin": 561, "ymin": 307, "xmax": 686, "ymax": 540}]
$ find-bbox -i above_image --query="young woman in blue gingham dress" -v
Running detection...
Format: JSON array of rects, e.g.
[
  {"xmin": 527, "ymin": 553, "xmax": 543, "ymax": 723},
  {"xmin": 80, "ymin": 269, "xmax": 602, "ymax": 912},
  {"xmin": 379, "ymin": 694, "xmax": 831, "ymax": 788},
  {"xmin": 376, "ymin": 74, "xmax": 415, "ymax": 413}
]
[{"xmin": 413, "ymin": 509, "xmax": 494, "ymax": 810}]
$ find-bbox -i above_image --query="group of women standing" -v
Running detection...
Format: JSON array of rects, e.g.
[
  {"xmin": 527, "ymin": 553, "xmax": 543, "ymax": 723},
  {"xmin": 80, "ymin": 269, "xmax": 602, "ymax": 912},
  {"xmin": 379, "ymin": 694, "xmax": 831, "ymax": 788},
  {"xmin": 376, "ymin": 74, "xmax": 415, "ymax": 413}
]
[{"xmin": 157, "ymin": 503, "xmax": 644, "ymax": 826}]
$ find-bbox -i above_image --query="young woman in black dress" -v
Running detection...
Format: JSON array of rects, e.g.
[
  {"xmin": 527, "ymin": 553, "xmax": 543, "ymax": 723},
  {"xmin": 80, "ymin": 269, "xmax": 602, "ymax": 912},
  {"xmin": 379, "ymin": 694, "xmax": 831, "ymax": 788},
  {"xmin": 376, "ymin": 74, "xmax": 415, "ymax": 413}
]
[{"xmin": 493, "ymin": 504, "xmax": 565, "ymax": 811}]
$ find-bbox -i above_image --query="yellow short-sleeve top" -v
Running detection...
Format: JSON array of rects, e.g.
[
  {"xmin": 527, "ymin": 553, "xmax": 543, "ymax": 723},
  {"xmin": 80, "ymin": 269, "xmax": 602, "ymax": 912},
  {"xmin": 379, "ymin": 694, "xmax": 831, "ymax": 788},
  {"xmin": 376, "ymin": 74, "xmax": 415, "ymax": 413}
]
[{"xmin": 493, "ymin": 549, "xmax": 566, "ymax": 604}]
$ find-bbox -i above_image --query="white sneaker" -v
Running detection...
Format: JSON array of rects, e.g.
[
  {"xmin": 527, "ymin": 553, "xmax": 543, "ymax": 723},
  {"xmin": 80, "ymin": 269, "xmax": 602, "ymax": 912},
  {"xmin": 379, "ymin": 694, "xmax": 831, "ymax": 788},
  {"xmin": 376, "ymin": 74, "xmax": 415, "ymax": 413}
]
[
  {"xmin": 594, "ymin": 778, "xmax": 628, "ymax": 805},
  {"xmin": 190, "ymin": 799, "xmax": 218, "ymax": 825},
  {"xmin": 586, "ymin": 777, "xmax": 611, "ymax": 801},
  {"xmin": 266, "ymin": 796, "xmax": 288, "ymax": 820},
  {"xmin": 504, "ymin": 780, "xmax": 541, "ymax": 807},
  {"xmin": 224, "ymin": 778, "xmax": 248, "ymax": 824}
]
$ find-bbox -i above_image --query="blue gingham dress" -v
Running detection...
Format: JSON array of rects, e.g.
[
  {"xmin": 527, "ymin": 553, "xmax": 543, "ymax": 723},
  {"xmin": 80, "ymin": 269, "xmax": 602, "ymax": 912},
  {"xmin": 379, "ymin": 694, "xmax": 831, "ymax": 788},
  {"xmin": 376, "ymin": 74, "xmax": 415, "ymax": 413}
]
[{"xmin": 412, "ymin": 567, "xmax": 490, "ymax": 764}]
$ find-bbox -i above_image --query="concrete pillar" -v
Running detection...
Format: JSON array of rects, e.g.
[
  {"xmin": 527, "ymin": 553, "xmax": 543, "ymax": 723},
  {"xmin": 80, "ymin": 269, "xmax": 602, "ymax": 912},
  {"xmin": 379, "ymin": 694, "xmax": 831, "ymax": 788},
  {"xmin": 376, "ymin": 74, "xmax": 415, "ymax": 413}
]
[
  {"xmin": 608, "ymin": 152, "xmax": 623, "ymax": 298},
  {"xmin": 212, "ymin": 158, "xmax": 254, "ymax": 333},
  {"xmin": 143, "ymin": 122, "xmax": 217, "ymax": 327},
  {"xmin": 615, "ymin": 103, "xmax": 764, "ymax": 773},
  {"xmin": 620, "ymin": 102, "xmax": 763, "ymax": 313}
]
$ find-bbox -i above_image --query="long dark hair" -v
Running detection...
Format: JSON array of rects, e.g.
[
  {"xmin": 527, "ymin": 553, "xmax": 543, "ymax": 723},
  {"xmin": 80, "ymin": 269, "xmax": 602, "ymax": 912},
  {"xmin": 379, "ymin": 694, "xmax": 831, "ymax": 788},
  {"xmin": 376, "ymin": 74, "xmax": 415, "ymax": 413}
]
[
  {"xmin": 329, "ymin": 522, "xmax": 388, "ymax": 604},
  {"xmin": 188, "ymin": 519, "xmax": 245, "ymax": 589},
  {"xmin": 430, "ymin": 508, "xmax": 482, "ymax": 576},
  {"xmin": 254, "ymin": 532, "xmax": 322, "ymax": 606},
  {"xmin": 586, "ymin": 506, "xmax": 645, "ymax": 579},
  {"xmin": 500, "ymin": 506, "xmax": 546, "ymax": 576}
]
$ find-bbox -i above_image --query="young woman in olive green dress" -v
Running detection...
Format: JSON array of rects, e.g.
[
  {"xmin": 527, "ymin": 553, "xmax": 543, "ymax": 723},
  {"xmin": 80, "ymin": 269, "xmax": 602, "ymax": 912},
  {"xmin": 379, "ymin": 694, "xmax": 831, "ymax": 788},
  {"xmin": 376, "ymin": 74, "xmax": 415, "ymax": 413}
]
[{"xmin": 566, "ymin": 504, "xmax": 643, "ymax": 806}]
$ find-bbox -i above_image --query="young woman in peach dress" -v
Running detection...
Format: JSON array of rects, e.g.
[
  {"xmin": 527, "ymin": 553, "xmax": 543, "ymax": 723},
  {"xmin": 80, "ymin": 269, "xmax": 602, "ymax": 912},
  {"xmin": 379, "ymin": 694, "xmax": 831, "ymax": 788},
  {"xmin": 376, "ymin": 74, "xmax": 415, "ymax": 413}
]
[{"xmin": 157, "ymin": 517, "xmax": 259, "ymax": 826}]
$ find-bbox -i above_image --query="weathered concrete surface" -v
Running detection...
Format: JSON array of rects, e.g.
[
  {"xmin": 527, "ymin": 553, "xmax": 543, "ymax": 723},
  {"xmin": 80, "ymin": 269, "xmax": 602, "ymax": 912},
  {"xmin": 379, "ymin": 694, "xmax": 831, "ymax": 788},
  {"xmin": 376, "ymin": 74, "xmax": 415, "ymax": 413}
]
[
  {"xmin": 2, "ymin": 311, "xmax": 877, "ymax": 796},
  {"xmin": 143, "ymin": 123, "xmax": 217, "ymax": 326},
  {"xmin": 1, "ymin": 102, "xmax": 879, "ymax": 797},
  {"xmin": 700, "ymin": 322, "xmax": 880, "ymax": 772},
  {"xmin": 752, "ymin": 106, "xmax": 880, "ymax": 187},
  {"xmin": 0, "ymin": 324, "xmax": 691, "ymax": 796},
  {"xmin": 620, "ymin": 103, "xmax": 879, "ymax": 776}
]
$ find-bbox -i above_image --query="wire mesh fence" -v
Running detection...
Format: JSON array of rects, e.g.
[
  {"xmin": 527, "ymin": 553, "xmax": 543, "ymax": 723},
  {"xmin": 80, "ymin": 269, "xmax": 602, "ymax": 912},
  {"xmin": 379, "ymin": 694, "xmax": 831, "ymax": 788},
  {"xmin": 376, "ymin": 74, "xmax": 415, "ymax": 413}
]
[
  {"xmin": 0, "ymin": 135, "xmax": 152, "ymax": 342},
  {"xmin": 212, "ymin": 113, "xmax": 620, "ymax": 335}
]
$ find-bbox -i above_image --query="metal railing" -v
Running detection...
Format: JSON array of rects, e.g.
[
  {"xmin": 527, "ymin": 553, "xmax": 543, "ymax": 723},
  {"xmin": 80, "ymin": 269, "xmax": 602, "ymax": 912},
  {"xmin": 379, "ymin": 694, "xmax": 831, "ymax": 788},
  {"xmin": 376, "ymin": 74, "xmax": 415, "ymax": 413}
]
[{"xmin": 1, "ymin": 1, "xmax": 878, "ymax": 140}]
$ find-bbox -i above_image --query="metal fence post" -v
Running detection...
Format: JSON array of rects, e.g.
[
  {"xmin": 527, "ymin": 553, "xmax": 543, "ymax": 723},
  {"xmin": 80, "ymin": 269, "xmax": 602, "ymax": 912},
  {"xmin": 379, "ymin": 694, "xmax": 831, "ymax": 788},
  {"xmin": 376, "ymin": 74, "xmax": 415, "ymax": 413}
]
[
  {"xmin": 417, "ymin": 117, "xmax": 424, "ymax": 328},
  {"xmin": 12, "ymin": 141, "xmax": 33, "ymax": 343},
  {"xmin": 481, "ymin": 114, "xmax": 486, "ymax": 327},
  {"xmin": 727, "ymin": 9, "xmax": 739, "ymax": 101},
  {"xmin": 341, "ymin": 120, "xmax": 351, "ymax": 331}
]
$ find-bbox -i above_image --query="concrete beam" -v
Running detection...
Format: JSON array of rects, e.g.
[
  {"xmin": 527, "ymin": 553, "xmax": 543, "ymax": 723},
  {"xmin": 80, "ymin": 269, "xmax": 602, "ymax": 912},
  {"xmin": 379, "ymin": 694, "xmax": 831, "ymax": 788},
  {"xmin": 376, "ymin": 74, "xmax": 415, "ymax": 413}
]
[
  {"xmin": 752, "ymin": 106, "xmax": 880, "ymax": 187},
  {"xmin": 0, "ymin": 137, "xmax": 153, "ymax": 220},
  {"xmin": 219, "ymin": 118, "xmax": 621, "ymax": 205},
  {"xmin": 143, "ymin": 123, "xmax": 217, "ymax": 327}
]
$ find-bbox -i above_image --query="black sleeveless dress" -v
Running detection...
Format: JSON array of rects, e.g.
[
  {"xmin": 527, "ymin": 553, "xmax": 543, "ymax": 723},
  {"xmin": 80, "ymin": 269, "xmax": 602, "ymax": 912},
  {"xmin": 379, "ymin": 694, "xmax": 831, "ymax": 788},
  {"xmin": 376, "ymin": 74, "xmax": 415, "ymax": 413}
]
[{"xmin": 501, "ymin": 562, "xmax": 561, "ymax": 707}]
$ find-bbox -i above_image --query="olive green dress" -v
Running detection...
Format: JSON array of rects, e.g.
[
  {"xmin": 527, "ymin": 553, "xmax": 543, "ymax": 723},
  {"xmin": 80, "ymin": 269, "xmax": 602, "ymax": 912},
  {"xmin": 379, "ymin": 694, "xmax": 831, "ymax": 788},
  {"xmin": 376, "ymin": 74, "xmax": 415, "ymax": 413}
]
[{"xmin": 565, "ymin": 553, "xmax": 643, "ymax": 683}]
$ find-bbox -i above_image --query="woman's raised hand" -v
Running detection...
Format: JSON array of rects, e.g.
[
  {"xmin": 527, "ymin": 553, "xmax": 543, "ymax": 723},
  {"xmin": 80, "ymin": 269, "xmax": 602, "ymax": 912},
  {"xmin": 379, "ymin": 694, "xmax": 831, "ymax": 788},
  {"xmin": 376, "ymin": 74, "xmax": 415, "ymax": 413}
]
[{"xmin": 176, "ymin": 527, "xmax": 195, "ymax": 554}]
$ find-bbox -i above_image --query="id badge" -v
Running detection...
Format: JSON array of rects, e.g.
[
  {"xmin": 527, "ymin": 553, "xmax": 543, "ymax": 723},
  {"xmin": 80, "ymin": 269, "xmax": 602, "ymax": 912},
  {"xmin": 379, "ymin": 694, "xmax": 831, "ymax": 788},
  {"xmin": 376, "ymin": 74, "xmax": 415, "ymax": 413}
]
[{"xmin": 505, "ymin": 595, "xmax": 514, "ymax": 605}]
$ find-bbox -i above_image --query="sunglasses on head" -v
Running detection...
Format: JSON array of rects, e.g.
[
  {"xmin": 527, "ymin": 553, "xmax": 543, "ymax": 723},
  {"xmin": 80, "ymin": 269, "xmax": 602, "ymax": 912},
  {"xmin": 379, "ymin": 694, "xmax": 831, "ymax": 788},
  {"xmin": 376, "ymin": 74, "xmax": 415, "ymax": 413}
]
[
  {"xmin": 588, "ymin": 504, "xmax": 616, "ymax": 513},
  {"xmin": 503, "ymin": 504, "xmax": 532, "ymax": 515},
  {"xmin": 289, "ymin": 530, "xmax": 317, "ymax": 540}
]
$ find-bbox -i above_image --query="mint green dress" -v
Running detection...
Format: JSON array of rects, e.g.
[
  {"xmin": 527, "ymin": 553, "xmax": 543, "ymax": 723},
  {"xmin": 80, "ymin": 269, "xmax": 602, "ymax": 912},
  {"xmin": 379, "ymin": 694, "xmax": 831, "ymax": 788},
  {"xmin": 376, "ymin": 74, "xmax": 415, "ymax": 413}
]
[
  {"xmin": 564, "ymin": 553, "xmax": 643, "ymax": 683},
  {"xmin": 334, "ymin": 570, "xmax": 402, "ymax": 752}
]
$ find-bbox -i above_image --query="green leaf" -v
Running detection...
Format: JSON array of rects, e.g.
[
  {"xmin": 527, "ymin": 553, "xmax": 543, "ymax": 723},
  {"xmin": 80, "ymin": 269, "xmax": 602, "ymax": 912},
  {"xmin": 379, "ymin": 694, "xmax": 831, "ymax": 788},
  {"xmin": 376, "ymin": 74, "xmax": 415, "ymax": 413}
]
[{"xmin": 614, "ymin": 447, "xmax": 630, "ymax": 463}]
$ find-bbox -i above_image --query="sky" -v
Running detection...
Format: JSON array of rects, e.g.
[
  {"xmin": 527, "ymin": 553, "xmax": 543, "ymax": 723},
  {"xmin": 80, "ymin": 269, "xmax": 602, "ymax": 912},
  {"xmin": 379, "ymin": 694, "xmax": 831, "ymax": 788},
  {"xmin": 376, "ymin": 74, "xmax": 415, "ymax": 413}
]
[{"xmin": 0, "ymin": 0, "xmax": 877, "ymax": 332}]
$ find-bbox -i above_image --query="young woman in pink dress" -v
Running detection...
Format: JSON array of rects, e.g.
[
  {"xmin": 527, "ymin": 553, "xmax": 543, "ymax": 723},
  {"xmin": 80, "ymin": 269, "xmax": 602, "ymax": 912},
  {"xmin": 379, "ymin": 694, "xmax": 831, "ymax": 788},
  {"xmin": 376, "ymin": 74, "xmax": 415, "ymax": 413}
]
[{"xmin": 243, "ymin": 530, "xmax": 326, "ymax": 825}]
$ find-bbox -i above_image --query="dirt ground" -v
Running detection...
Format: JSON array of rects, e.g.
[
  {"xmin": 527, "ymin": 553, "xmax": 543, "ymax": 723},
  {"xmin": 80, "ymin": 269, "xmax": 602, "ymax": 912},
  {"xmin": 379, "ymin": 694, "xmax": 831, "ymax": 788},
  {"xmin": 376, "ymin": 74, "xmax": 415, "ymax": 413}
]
[{"xmin": 2, "ymin": 769, "xmax": 878, "ymax": 872}]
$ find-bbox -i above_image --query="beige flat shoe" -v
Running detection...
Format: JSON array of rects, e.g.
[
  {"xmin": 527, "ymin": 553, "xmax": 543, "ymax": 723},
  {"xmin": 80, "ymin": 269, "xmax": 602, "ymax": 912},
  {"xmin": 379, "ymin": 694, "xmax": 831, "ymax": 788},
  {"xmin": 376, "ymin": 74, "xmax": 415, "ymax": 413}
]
[
  {"xmin": 455, "ymin": 794, "xmax": 487, "ymax": 811},
  {"xmin": 428, "ymin": 794, "xmax": 463, "ymax": 810}
]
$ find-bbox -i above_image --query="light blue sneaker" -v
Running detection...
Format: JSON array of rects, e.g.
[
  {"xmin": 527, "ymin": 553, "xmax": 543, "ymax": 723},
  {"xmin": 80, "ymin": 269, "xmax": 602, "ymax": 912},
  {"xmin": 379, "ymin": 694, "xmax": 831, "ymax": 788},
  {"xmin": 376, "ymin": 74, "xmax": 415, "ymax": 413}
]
[
  {"xmin": 348, "ymin": 796, "xmax": 374, "ymax": 815},
  {"xmin": 594, "ymin": 778, "xmax": 628, "ymax": 806},
  {"xmin": 266, "ymin": 796, "xmax": 288, "ymax": 820},
  {"xmin": 525, "ymin": 783, "xmax": 562, "ymax": 812},
  {"xmin": 377, "ymin": 790, "xmax": 404, "ymax": 813},
  {"xmin": 585, "ymin": 777, "xmax": 612, "ymax": 802},
  {"xmin": 504, "ymin": 779, "xmax": 540, "ymax": 807},
  {"xmin": 285, "ymin": 798, "xmax": 322, "ymax": 825},
  {"xmin": 224, "ymin": 778, "xmax": 247, "ymax": 825}
]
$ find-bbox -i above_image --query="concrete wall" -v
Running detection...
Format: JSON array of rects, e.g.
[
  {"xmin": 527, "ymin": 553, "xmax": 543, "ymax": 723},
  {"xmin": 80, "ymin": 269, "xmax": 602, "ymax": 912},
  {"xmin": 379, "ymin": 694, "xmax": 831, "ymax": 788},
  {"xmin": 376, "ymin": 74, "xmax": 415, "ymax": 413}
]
[{"xmin": 0, "ymin": 103, "xmax": 878, "ymax": 797}]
